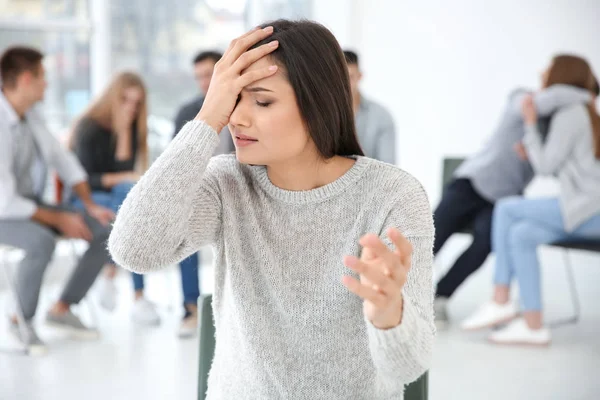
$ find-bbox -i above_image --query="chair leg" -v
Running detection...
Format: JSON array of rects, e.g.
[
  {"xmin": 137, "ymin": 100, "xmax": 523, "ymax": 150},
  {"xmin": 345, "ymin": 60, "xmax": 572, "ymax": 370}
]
[
  {"xmin": 1, "ymin": 249, "xmax": 30, "ymax": 354},
  {"xmin": 549, "ymin": 250, "xmax": 581, "ymax": 327}
]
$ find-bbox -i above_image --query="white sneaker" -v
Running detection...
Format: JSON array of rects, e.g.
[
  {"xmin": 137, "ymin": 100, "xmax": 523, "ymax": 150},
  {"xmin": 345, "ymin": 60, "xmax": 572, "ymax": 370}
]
[
  {"xmin": 488, "ymin": 318, "xmax": 551, "ymax": 346},
  {"xmin": 96, "ymin": 277, "xmax": 117, "ymax": 312},
  {"xmin": 461, "ymin": 300, "xmax": 518, "ymax": 331},
  {"xmin": 178, "ymin": 312, "xmax": 198, "ymax": 338},
  {"xmin": 131, "ymin": 298, "xmax": 161, "ymax": 326},
  {"xmin": 434, "ymin": 297, "xmax": 450, "ymax": 330}
]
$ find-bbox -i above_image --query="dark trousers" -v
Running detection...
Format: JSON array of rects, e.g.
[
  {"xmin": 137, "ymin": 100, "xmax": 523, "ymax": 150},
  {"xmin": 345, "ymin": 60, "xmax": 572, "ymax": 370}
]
[{"xmin": 434, "ymin": 178, "xmax": 494, "ymax": 298}]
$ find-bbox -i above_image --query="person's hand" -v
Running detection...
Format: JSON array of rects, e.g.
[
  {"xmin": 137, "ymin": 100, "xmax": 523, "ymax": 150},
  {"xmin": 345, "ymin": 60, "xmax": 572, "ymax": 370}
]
[
  {"xmin": 86, "ymin": 204, "xmax": 115, "ymax": 227},
  {"xmin": 121, "ymin": 171, "xmax": 141, "ymax": 183},
  {"xmin": 342, "ymin": 228, "xmax": 412, "ymax": 330},
  {"xmin": 521, "ymin": 94, "xmax": 537, "ymax": 125},
  {"xmin": 113, "ymin": 105, "xmax": 134, "ymax": 137},
  {"xmin": 196, "ymin": 26, "xmax": 280, "ymax": 133},
  {"xmin": 514, "ymin": 141, "xmax": 528, "ymax": 161},
  {"xmin": 55, "ymin": 212, "xmax": 94, "ymax": 241}
]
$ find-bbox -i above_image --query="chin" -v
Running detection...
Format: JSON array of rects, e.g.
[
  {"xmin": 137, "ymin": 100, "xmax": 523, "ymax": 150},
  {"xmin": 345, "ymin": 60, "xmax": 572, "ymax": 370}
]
[{"xmin": 235, "ymin": 149, "xmax": 269, "ymax": 166}]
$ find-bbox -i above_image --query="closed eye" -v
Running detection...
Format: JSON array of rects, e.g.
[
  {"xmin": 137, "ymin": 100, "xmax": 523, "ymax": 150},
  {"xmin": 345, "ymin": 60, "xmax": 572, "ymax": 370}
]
[{"xmin": 256, "ymin": 100, "xmax": 271, "ymax": 108}]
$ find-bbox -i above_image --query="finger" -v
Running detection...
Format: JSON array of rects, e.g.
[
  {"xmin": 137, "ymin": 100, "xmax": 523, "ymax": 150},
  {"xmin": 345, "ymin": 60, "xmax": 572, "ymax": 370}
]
[
  {"xmin": 220, "ymin": 27, "xmax": 260, "ymax": 63},
  {"xmin": 342, "ymin": 276, "xmax": 387, "ymax": 308},
  {"xmin": 232, "ymin": 40, "xmax": 279, "ymax": 74},
  {"xmin": 343, "ymin": 256, "xmax": 398, "ymax": 295},
  {"xmin": 359, "ymin": 234, "xmax": 395, "ymax": 262},
  {"xmin": 222, "ymin": 26, "xmax": 274, "ymax": 66},
  {"xmin": 387, "ymin": 228, "xmax": 413, "ymax": 266},
  {"xmin": 78, "ymin": 221, "xmax": 93, "ymax": 241},
  {"xmin": 236, "ymin": 65, "xmax": 279, "ymax": 90}
]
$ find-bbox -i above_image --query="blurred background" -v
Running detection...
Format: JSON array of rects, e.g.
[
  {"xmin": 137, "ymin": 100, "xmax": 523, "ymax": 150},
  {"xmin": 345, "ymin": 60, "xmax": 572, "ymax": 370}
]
[{"xmin": 0, "ymin": 1, "xmax": 598, "ymax": 399}]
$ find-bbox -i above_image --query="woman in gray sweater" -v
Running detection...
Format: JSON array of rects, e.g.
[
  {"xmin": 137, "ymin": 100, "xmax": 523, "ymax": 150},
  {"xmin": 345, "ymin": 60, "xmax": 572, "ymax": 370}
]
[
  {"xmin": 108, "ymin": 20, "xmax": 434, "ymax": 399},
  {"xmin": 462, "ymin": 55, "xmax": 600, "ymax": 346}
]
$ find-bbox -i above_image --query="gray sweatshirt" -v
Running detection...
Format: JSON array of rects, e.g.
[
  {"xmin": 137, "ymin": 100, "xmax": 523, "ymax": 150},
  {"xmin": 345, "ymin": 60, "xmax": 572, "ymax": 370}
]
[
  {"xmin": 455, "ymin": 85, "xmax": 591, "ymax": 202},
  {"xmin": 524, "ymin": 103, "xmax": 600, "ymax": 231},
  {"xmin": 108, "ymin": 121, "xmax": 435, "ymax": 400}
]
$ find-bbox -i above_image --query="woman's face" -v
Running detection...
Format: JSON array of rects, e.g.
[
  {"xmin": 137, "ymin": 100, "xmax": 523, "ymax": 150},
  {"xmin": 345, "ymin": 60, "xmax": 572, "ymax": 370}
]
[
  {"xmin": 228, "ymin": 57, "xmax": 317, "ymax": 166},
  {"xmin": 121, "ymin": 86, "xmax": 144, "ymax": 120}
]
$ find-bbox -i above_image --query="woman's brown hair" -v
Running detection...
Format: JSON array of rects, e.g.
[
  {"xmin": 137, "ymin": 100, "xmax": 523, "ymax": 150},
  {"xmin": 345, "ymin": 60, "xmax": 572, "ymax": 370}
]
[{"xmin": 545, "ymin": 55, "xmax": 600, "ymax": 158}]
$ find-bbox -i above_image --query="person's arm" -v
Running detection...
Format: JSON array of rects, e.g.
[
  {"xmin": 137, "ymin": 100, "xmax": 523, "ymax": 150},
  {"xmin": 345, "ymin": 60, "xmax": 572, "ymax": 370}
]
[
  {"xmin": 511, "ymin": 84, "xmax": 590, "ymax": 117},
  {"xmin": 0, "ymin": 129, "xmax": 38, "ymax": 220},
  {"xmin": 364, "ymin": 181, "xmax": 434, "ymax": 383},
  {"xmin": 344, "ymin": 177, "xmax": 434, "ymax": 383},
  {"xmin": 108, "ymin": 120, "xmax": 222, "ymax": 273},
  {"xmin": 374, "ymin": 109, "xmax": 397, "ymax": 165},
  {"xmin": 522, "ymin": 106, "xmax": 582, "ymax": 176}
]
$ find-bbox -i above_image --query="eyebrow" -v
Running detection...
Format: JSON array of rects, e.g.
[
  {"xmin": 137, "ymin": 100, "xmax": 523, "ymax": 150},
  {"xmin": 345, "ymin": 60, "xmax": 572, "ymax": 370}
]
[{"xmin": 243, "ymin": 87, "xmax": 274, "ymax": 93}]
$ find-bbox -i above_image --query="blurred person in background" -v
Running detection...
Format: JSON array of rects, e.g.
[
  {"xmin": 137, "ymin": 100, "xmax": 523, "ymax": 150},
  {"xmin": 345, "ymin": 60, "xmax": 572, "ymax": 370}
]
[
  {"xmin": 433, "ymin": 58, "xmax": 592, "ymax": 329},
  {"xmin": 0, "ymin": 46, "xmax": 114, "ymax": 353},
  {"xmin": 172, "ymin": 50, "xmax": 234, "ymax": 338},
  {"xmin": 461, "ymin": 56, "xmax": 600, "ymax": 346},
  {"xmin": 344, "ymin": 50, "xmax": 396, "ymax": 164},
  {"xmin": 69, "ymin": 72, "xmax": 160, "ymax": 326}
]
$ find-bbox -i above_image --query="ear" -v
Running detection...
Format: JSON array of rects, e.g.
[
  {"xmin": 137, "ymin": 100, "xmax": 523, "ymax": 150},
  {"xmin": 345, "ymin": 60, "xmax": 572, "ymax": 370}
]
[
  {"xmin": 358, "ymin": 71, "xmax": 363, "ymax": 81},
  {"xmin": 17, "ymin": 71, "xmax": 33, "ymax": 87}
]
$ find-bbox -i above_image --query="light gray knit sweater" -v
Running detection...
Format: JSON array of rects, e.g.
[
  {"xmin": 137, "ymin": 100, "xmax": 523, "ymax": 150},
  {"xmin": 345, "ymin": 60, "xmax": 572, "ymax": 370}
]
[{"xmin": 108, "ymin": 121, "xmax": 435, "ymax": 400}]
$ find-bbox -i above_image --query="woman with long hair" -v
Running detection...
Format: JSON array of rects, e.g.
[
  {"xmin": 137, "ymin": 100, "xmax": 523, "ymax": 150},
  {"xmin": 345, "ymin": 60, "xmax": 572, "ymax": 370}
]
[
  {"xmin": 70, "ymin": 72, "xmax": 160, "ymax": 325},
  {"xmin": 109, "ymin": 20, "xmax": 434, "ymax": 399},
  {"xmin": 461, "ymin": 55, "xmax": 600, "ymax": 345}
]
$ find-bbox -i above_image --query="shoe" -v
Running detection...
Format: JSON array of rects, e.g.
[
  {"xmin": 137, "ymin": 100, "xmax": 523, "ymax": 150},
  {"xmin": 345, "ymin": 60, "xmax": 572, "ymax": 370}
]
[
  {"xmin": 461, "ymin": 300, "xmax": 518, "ymax": 331},
  {"xmin": 488, "ymin": 318, "xmax": 551, "ymax": 346},
  {"xmin": 46, "ymin": 310, "xmax": 100, "ymax": 340},
  {"xmin": 434, "ymin": 297, "xmax": 450, "ymax": 330},
  {"xmin": 178, "ymin": 310, "xmax": 198, "ymax": 338},
  {"xmin": 96, "ymin": 276, "xmax": 117, "ymax": 312},
  {"xmin": 131, "ymin": 298, "xmax": 161, "ymax": 326},
  {"xmin": 8, "ymin": 320, "xmax": 47, "ymax": 356}
]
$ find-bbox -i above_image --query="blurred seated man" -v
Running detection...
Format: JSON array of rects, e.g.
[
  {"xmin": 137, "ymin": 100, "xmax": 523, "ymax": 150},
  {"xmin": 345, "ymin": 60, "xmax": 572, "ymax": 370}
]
[
  {"xmin": 344, "ymin": 50, "xmax": 396, "ymax": 164},
  {"xmin": 433, "ymin": 80, "xmax": 592, "ymax": 328},
  {"xmin": 0, "ymin": 46, "xmax": 114, "ymax": 353}
]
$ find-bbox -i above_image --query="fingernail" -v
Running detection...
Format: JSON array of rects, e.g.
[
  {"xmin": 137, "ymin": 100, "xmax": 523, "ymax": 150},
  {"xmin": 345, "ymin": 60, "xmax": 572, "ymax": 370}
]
[
  {"xmin": 263, "ymin": 26, "xmax": 273, "ymax": 33},
  {"xmin": 268, "ymin": 65, "xmax": 278, "ymax": 71},
  {"xmin": 269, "ymin": 40, "xmax": 279, "ymax": 47}
]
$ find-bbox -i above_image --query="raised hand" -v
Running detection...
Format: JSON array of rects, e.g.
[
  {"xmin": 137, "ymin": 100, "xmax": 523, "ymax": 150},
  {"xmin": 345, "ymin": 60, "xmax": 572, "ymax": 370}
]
[
  {"xmin": 195, "ymin": 26, "xmax": 280, "ymax": 133},
  {"xmin": 343, "ymin": 228, "xmax": 413, "ymax": 330}
]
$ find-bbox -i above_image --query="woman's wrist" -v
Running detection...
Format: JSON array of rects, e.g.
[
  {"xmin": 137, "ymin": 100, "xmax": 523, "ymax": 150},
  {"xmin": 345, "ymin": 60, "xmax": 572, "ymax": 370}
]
[{"xmin": 195, "ymin": 112, "xmax": 223, "ymax": 134}]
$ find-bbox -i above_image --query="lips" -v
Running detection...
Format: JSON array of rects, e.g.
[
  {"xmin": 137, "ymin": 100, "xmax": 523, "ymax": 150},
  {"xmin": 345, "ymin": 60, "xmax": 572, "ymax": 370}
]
[{"xmin": 234, "ymin": 133, "xmax": 258, "ymax": 142}]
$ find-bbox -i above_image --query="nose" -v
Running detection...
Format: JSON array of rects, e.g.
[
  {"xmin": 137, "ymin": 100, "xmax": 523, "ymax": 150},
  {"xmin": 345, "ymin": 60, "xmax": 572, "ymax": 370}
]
[{"xmin": 229, "ymin": 98, "xmax": 251, "ymax": 128}]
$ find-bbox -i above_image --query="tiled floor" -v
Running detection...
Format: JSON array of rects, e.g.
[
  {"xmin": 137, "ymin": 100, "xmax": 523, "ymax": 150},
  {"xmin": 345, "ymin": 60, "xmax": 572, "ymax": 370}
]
[{"xmin": 0, "ymin": 237, "xmax": 598, "ymax": 400}]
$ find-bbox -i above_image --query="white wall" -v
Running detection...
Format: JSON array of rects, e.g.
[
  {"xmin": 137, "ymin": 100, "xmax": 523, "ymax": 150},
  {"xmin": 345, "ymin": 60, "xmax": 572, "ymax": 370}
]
[{"xmin": 351, "ymin": 0, "xmax": 600, "ymax": 203}]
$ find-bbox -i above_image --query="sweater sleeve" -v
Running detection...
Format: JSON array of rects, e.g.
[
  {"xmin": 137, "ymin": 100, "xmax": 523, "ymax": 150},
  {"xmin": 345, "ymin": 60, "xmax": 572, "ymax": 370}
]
[
  {"xmin": 510, "ymin": 84, "xmax": 590, "ymax": 117},
  {"xmin": 523, "ymin": 105, "xmax": 582, "ymax": 176},
  {"xmin": 365, "ymin": 175, "xmax": 435, "ymax": 384},
  {"xmin": 108, "ymin": 121, "xmax": 222, "ymax": 273}
]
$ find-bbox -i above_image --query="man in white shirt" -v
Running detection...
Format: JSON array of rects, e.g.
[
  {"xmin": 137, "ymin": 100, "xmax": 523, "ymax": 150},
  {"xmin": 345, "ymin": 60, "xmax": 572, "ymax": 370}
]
[{"xmin": 0, "ymin": 46, "xmax": 114, "ymax": 354}]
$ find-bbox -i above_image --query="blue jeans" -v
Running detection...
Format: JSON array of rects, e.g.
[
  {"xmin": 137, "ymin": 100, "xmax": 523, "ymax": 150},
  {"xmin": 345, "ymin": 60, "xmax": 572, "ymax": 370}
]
[
  {"xmin": 179, "ymin": 253, "xmax": 200, "ymax": 308},
  {"xmin": 72, "ymin": 182, "xmax": 145, "ymax": 291},
  {"xmin": 493, "ymin": 197, "xmax": 600, "ymax": 311}
]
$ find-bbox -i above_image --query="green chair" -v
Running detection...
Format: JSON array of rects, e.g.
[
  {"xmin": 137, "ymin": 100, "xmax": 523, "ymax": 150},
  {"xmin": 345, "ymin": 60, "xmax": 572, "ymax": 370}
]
[
  {"xmin": 442, "ymin": 157, "xmax": 465, "ymax": 187},
  {"xmin": 197, "ymin": 294, "xmax": 428, "ymax": 400}
]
